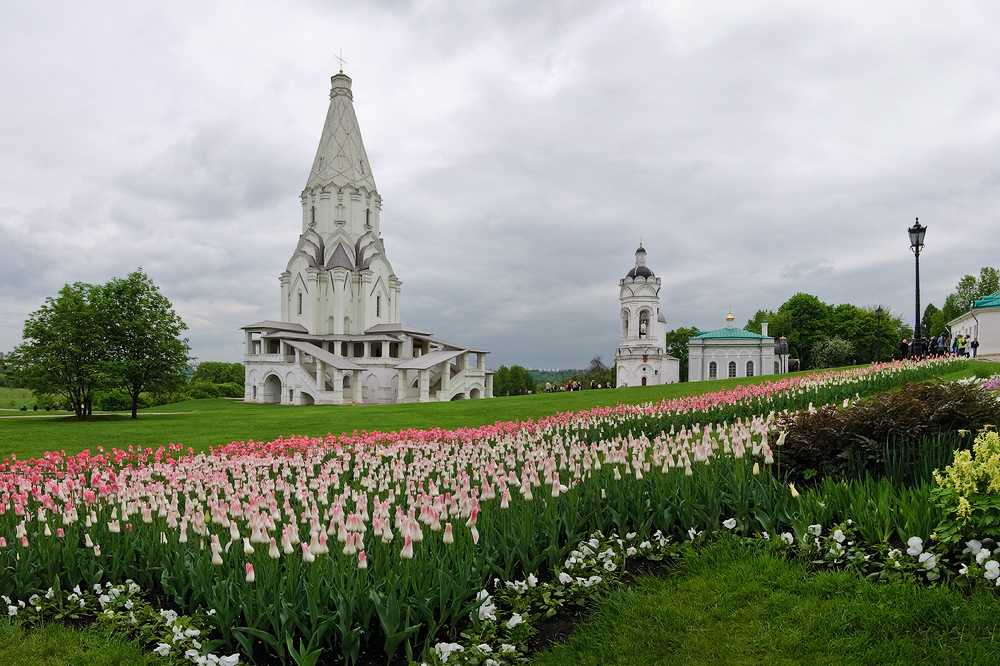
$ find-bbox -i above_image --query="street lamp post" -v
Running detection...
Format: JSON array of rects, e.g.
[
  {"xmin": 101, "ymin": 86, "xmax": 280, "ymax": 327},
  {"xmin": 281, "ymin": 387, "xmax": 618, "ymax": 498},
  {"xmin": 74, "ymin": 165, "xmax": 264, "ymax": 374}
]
[
  {"xmin": 874, "ymin": 305, "xmax": 884, "ymax": 362},
  {"xmin": 908, "ymin": 218, "xmax": 927, "ymax": 357}
]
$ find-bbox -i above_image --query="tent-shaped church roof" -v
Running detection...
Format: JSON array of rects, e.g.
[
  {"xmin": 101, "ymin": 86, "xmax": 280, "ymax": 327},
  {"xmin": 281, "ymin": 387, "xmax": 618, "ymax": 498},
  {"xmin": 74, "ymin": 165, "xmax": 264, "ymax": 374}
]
[{"xmin": 304, "ymin": 71, "xmax": 377, "ymax": 193}]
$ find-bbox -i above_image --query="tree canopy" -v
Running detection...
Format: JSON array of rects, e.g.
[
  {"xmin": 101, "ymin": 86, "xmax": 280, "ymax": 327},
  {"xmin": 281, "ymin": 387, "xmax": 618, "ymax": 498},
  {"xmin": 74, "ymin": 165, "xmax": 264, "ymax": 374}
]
[
  {"xmin": 744, "ymin": 294, "xmax": 904, "ymax": 370},
  {"xmin": 492, "ymin": 365, "xmax": 536, "ymax": 396},
  {"xmin": 664, "ymin": 326, "xmax": 700, "ymax": 382},
  {"xmin": 9, "ymin": 270, "xmax": 190, "ymax": 419}
]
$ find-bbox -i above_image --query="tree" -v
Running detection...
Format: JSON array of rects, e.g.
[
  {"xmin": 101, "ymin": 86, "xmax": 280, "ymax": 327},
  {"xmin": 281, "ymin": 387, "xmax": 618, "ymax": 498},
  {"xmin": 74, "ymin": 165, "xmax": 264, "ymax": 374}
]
[
  {"xmin": 776, "ymin": 293, "xmax": 832, "ymax": 369},
  {"xmin": 922, "ymin": 303, "xmax": 943, "ymax": 339},
  {"xmin": 96, "ymin": 270, "xmax": 190, "ymax": 418},
  {"xmin": 492, "ymin": 365, "xmax": 535, "ymax": 396},
  {"xmin": 664, "ymin": 326, "xmax": 700, "ymax": 382},
  {"xmin": 938, "ymin": 267, "xmax": 1000, "ymax": 326},
  {"xmin": 8, "ymin": 283, "xmax": 106, "ymax": 418},
  {"xmin": 192, "ymin": 361, "xmax": 245, "ymax": 387}
]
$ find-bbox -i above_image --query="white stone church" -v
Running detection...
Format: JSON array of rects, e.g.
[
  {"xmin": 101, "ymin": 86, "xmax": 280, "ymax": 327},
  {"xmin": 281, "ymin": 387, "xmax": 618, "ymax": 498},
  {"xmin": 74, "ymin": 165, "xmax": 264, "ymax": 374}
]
[
  {"xmin": 242, "ymin": 70, "xmax": 493, "ymax": 405},
  {"xmin": 614, "ymin": 245, "xmax": 680, "ymax": 387}
]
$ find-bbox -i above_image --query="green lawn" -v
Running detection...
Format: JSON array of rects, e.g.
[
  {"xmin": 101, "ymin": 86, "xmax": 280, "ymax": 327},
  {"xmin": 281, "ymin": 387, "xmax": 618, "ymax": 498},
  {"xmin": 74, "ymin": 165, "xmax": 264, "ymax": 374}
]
[
  {"xmin": 535, "ymin": 541, "xmax": 1000, "ymax": 665},
  {"xmin": 0, "ymin": 623, "xmax": 156, "ymax": 666},
  {"xmin": 1, "ymin": 361, "xmax": 996, "ymax": 459},
  {"xmin": 0, "ymin": 386, "xmax": 38, "ymax": 411}
]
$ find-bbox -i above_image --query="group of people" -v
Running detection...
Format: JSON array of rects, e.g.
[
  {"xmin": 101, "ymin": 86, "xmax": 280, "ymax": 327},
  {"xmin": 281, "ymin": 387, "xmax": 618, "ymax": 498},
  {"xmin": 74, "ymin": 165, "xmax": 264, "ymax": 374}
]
[
  {"xmin": 899, "ymin": 333, "xmax": 980, "ymax": 359},
  {"xmin": 543, "ymin": 380, "xmax": 613, "ymax": 392}
]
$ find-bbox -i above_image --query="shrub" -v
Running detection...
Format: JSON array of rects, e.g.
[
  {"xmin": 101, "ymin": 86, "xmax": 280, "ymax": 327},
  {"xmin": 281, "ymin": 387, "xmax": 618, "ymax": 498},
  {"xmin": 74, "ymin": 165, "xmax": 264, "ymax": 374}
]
[
  {"xmin": 95, "ymin": 389, "xmax": 151, "ymax": 412},
  {"xmin": 188, "ymin": 380, "xmax": 222, "ymax": 399},
  {"xmin": 775, "ymin": 380, "xmax": 1000, "ymax": 483},
  {"xmin": 812, "ymin": 336, "xmax": 855, "ymax": 368}
]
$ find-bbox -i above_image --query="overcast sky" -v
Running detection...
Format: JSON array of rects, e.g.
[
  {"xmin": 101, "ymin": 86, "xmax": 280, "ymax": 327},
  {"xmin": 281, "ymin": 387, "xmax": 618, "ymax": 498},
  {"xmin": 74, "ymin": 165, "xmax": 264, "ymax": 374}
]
[{"xmin": 1, "ymin": 1, "xmax": 998, "ymax": 369}]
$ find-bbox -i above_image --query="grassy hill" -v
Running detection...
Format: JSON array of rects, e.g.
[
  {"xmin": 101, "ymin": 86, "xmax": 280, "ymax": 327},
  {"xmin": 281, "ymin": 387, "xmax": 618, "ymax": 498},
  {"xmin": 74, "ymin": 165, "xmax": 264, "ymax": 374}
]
[{"xmin": 1, "ymin": 360, "xmax": 995, "ymax": 459}]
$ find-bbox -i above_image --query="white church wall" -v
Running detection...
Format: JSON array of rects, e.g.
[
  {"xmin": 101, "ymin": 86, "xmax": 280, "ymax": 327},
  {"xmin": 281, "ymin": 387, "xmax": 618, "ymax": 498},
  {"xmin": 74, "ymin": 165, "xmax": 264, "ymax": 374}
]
[{"xmin": 950, "ymin": 308, "xmax": 1000, "ymax": 356}]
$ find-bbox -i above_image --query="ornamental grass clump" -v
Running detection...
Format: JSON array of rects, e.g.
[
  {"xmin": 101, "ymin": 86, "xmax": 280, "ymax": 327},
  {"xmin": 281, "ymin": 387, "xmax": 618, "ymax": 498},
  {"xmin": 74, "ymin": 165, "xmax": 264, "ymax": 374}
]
[{"xmin": 932, "ymin": 428, "xmax": 1000, "ymax": 543}]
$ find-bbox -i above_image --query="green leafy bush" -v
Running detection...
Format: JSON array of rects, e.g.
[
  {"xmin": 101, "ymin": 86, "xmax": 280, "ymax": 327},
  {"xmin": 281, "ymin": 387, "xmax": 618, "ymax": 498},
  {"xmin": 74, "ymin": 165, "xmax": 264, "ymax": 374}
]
[{"xmin": 775, "ymin": 380, "xmax": 1000, "ymax": 483}]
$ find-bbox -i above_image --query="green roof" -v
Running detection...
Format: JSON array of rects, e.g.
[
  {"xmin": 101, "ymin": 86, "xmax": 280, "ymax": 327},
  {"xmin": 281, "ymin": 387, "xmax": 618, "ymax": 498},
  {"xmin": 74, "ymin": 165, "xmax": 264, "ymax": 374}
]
[
  {"xmin": 695, "ymin": 327, "xmax": 767, "ymax": 340},
  {"xmin": 973, "ymin": 292, "xmax": 1000, "ymax": 309}
]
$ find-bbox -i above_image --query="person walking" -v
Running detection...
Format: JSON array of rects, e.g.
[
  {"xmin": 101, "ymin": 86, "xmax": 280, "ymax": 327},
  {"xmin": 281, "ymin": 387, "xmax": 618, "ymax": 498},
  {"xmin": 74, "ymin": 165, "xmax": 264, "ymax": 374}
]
[
  {"xmin": 952, "ymin": 335, "xmax": 960, "ymax": 356},
  {"xmin": 958, "ymin": 334, "xmax": 967, "ymax": 357},
  {"xmin": 899, "ymin": 338, "xmax": 909, "ymax": 359},
  {"xmin": 972, "ymin": 338, "xmax": 980, "ymax": 358}
]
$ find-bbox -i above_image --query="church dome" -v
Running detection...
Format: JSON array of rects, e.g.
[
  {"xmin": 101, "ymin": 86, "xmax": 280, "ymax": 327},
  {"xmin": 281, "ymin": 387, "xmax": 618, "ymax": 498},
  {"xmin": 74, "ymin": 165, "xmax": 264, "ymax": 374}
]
[{"xmin": 626, "ymin": 266, "xmax": 654, "ymax": 279}]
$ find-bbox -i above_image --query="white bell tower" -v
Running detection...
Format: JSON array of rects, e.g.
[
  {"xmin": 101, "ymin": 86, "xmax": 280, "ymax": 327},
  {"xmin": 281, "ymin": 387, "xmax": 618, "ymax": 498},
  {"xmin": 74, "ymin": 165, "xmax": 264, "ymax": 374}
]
[{"xmin": 614, "ymin": 245, "xmax": 679, "ymax": 387}]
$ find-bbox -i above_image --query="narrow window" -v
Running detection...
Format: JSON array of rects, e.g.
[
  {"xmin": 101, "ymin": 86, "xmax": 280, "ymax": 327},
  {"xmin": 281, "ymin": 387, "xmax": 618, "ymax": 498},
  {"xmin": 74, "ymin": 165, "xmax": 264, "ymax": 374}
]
[
  {"xmin": 728, "ymin": 361, "xmax": 737, "ymax": 378},
  {"xmin": 297, "ymin": 292, "xmax": 303, "ymax": 315},
  {"xmin": 311, "ymin": 206, "xmax": 316, "ymax": 224},
  {"xmin": 746, "ymin": 361, "xmax": 754, "ymax": 377},
  {"xmin": 709, "ymin": 362, "xmax": 717, "ymax": 379},
  {"xmin": 376, "ymin": 295, "xmax": 381, "ymax": 318},
  {"xmin": 365, "ymin": 208, "xmax": 371, "ymax": 228}
]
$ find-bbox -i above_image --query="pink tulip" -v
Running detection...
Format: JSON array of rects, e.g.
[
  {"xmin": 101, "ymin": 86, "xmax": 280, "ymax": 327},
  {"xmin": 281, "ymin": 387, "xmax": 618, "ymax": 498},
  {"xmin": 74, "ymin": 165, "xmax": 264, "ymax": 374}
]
[{"xmin": 245, "ymin": 562, "xmax": 255, "ymax": 583}]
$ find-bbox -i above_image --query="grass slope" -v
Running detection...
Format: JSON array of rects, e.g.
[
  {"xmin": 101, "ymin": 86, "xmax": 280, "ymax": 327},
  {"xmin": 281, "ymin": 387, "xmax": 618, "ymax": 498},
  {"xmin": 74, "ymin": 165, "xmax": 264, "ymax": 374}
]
[
  {"xmin": 535, "ymin": 542, "xmax": 1000, "ymax": 665},
  {"xmin": 1, "ymin": 361, "xmax": 996, "ymax": 459},
  {"xmin": 0, "ymin": 386, "xmax": 37, "ymax": 411}
]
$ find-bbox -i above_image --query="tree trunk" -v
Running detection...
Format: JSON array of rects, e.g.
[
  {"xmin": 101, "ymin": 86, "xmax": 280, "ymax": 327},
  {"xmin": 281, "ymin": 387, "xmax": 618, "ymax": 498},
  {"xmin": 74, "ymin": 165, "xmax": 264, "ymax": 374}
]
[{"xmin": 131, "ymin": 392, "xmax": 139, "ymax": 419}]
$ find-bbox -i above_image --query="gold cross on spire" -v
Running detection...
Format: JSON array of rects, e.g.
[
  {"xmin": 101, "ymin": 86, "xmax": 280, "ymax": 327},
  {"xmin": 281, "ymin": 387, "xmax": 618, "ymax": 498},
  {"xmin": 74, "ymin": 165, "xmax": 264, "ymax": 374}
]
[{"xmin": 336, "ymin": 49, "xmax": 348, "ymax": 73}]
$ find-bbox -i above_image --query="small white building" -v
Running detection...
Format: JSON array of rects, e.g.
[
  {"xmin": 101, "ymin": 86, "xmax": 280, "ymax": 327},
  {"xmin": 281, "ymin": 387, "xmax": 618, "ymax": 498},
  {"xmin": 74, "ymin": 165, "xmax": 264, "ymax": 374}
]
[
  {"xmin": 242, "ymin": 70, "xmax": 492, "ymax": 405},
  {"xmin": 948, "ymin": 292, "xmax": 1000, "ymax": 358},
  {"xmin": 688, "ymin": 313, "xmax": 779, "ymax": 381},
  {"xmin": 614, "ymin": 246, "xmax": 680, "ymax": 387}
]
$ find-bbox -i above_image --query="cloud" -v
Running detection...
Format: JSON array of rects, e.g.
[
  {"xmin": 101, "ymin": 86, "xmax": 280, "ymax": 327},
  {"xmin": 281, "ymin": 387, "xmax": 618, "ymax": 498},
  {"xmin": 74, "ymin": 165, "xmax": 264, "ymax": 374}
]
[{"xmin": 1, "ymin": 1, "xmax": 999, "ymax": 367}]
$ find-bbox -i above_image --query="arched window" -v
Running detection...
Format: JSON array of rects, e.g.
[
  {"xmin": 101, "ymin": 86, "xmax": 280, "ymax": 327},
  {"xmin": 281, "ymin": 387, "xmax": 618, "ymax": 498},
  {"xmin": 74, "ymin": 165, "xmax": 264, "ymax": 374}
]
[
  {"xmin": 639, "ymin": 310, "xmax": 650, "ymax": 339},
  {"xmin": 746, "ymin": 361, "xmax": 754, "ymax": 377},
  {"xmin": 297, "ymin": 292, "xmax": 303, "ymax": 315},
  {"xmin": 622, "ymin": 309, "xmax": 630, "ymax": 338},
  {"xmin": 728, "ymin": 361, "xmax": 737, "ymax": 378},
  {"xmin": 708, "ymin": 361, "xmax": 718, "ymax": 379}
]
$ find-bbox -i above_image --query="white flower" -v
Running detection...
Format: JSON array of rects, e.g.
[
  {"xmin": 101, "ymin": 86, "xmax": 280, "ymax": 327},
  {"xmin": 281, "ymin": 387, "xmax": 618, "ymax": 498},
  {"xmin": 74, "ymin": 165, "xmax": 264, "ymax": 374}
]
[
  {"xmin": 832, "ymin": 530, "xmax": 846, "ymax": 544},
  {"xmin": 527, "ymin": 574, "xmax": 538, "ymax": 587},
  {"xmin": 558, "ymin": 572, "xmax": 573, "ymax": 585},
  {"xmin": 603, "ymin": 560, "xmax": 616, "ymax": 572},
  {"xmin": 984, "ymin": 560, "xmax": 1000, "ymax": 581},
  {"xmin": 959, "ymin": 564, "xmax": 969, "ymax": 575},
  {"xmin": 500, "ymin": 644, "xmax": 517, "ymax": 654},
  {"xmin": 780, "ymin": 532, "xmax": 794, "ymax": 545},
  {"xmin": 218, "ymin": 655, "xmax": 240, "ymax": 666},
  {"xmin": 977, "ymin": 549, "xmax": 992, "ymax": 565},
  {"xmin": 7, "ymin": 605, "xmax": 17, "ymax": 617},
  {"xmin": 687, "ymin": 527, "xmax": 697, "ymax": 541},
  {"xmin": 476, "ymin": 590, "xmax": 490, "ymax": 602},
  {"xmin": 506, "ymin": 613, "xmax": 524, "ymax": 629},
  {"xmin": 964, "ymin": 539, "xmax": 983, "ymax": 555},
  {"xmin": 807, "ymin": 524, "xmax": 822, "ymax": 536},
  {"xmin": 153, "ymin": 643, "xmax": 171, "ymax": 657},
  {"xmin": 906, "ymin": 537, "xmax": 923, "ymax": 556},
  {"xmin": 722, "ymin": 518, "xmax": 737, "ymax": 530},
  {"xmin": 478, "ymin": 598, "xmax": 497, "ymax": 622},
  {"xmin": 477, "ymin": 643, "xmax": 493, "ymax": 653},
  {"xmin": 434, "ymin": 642, "xmax": 464, "ymax": 663},
  {"xmin": 918, "ymin": 552, "xmax": 937, "ymax": 570}
]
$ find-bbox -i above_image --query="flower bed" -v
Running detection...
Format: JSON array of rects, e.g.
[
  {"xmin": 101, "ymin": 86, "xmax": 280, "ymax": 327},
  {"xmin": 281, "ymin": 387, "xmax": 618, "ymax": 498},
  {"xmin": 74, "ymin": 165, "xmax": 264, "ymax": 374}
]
[{"xmin": 0, "ymin": 358, "xmax": 966, "ymax": 663}]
